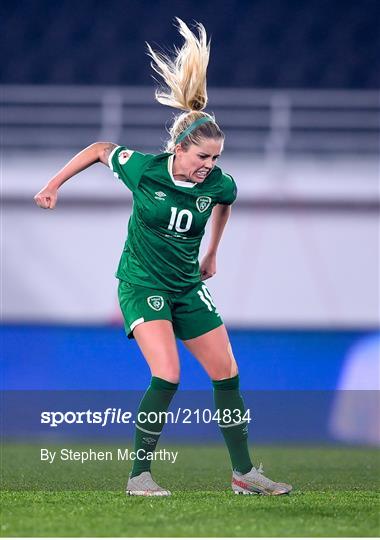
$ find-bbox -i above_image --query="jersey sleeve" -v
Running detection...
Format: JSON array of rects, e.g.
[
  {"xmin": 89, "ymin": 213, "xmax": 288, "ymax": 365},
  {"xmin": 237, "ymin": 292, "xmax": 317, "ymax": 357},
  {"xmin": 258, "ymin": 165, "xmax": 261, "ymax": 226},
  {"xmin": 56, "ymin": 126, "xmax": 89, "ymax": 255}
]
[
  {"xmin": 218, "ymin": 173, "xmax": 238, "ymax": 205},
  {"xmin": 108, "ymin": 146, "xmax": 154, "ymax": 192}
]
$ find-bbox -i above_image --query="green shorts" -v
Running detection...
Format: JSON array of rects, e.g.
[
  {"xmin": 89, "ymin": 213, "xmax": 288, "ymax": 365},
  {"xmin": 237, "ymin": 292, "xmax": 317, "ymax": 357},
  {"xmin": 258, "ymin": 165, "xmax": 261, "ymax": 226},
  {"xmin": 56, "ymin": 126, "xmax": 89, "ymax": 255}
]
[{"xmin": 118, "ymin": 280, "xmax": 224, "ymax": 341}]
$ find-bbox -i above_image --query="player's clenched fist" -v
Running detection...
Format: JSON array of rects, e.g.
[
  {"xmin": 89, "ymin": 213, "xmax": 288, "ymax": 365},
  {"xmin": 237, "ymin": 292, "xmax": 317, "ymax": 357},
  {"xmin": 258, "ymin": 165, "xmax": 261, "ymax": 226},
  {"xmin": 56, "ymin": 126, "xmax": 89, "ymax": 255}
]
[{"xmin": 34, "ymin": 186, "xmax": 58, "ymax": 209}]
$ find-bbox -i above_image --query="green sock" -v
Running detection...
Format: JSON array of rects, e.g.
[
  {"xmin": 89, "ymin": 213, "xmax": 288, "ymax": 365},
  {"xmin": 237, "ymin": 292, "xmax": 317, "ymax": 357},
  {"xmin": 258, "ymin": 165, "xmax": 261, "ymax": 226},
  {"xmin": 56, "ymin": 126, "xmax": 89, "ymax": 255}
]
[
  {"xmin": 212, "ymin": 374, "xmax": 252, "ymax": 474},
  {"xmin": 130, "ymin": 376, "xmax": 178, "ymax": 478}
]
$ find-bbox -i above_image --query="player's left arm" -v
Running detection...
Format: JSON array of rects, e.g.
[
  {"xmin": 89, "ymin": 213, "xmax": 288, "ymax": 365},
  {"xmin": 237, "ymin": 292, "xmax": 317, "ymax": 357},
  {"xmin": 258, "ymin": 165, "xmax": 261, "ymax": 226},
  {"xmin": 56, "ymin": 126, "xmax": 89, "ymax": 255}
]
[{"xmin": 200, "ymin": 203, "xmax": 231, "ymax": 280}]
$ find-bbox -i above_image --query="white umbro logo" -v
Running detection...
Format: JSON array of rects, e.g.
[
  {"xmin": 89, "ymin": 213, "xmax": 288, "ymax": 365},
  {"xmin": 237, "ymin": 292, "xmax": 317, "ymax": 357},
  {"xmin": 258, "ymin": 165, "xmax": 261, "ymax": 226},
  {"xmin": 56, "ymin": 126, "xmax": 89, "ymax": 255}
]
[{"xmin": 155, "ymin": 191, "xmax": 167, "ymax": 201}]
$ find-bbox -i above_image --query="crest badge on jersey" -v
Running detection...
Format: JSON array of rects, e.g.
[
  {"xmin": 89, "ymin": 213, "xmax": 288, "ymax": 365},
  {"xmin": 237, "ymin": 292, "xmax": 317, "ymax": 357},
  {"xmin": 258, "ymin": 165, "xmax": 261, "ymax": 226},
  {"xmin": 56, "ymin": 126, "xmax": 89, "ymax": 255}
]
[
  {"xmin": 196, "ymin": 196, "xmax": 212, "ymax": 213},
  {"xmin": 118, "ymin": 150, "xmax": 131, "ymax": 165},
  {"xmin": 147, "ymin": 296, "xmax": 164, "ymax": 311}
]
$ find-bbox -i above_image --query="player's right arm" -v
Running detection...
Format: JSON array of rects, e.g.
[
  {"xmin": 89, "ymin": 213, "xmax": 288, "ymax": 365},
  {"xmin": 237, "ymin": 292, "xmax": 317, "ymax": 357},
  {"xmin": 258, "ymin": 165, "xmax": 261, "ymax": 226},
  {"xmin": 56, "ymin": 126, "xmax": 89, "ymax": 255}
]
[{"xmin": 34, "ymin": 142, "xmax": 119, "ymax": 209}]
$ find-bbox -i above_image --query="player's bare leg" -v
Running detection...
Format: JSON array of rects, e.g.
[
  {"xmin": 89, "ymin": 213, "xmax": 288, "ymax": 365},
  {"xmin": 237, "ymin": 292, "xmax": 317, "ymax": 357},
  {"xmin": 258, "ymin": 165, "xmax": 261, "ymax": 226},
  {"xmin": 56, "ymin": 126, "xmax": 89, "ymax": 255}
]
[
  {"xmin": 127, "ymin": 320, "xmax": 179, "ymax": 496},
  {"xmin": 183, "ymin": 324, "xmax": 237, "ymax": 380},
  {"xmin": 133, "ymin": 320, "xmax": 180, "ymax": 383},
  {"xmin": 183, "ymin": 325, "xmax": 292, "ymax": 495}
]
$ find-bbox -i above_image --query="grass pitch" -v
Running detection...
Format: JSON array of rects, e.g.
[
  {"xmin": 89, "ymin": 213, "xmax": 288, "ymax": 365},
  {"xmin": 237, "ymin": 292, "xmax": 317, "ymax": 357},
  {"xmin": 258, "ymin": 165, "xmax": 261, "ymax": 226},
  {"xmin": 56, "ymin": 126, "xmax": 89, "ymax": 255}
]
[{"xmin": 1, "ymin": 443, "xmax": 379, "ymax": 537}]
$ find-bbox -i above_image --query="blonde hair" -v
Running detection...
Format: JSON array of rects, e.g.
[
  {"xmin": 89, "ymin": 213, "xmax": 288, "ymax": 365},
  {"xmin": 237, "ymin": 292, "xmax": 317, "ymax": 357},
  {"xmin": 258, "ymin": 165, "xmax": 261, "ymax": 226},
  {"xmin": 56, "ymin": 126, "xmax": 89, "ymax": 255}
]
[{"xmin": 146, "ymin": 18, "xmax": 224, "ymax": 152}]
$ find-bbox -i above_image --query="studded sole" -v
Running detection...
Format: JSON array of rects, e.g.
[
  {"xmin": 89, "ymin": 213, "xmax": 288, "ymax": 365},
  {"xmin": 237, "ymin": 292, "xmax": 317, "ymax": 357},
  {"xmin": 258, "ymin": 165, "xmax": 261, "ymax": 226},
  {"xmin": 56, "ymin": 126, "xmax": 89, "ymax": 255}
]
[
  {"xmin": 126, "ymin": 490, "xmax": 171, "ymax": 497},
  {"xmin": 232, "ymin": 483, "xmax": 292, "ymax": 496}
]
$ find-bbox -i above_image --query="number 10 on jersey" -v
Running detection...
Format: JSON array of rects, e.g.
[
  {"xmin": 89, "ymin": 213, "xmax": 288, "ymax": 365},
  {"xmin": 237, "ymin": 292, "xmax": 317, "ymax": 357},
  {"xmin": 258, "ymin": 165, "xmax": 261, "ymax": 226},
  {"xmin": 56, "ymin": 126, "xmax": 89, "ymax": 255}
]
[{"xmin": 168, "ymin": 207, "xmax": 193, "ymax": 233}]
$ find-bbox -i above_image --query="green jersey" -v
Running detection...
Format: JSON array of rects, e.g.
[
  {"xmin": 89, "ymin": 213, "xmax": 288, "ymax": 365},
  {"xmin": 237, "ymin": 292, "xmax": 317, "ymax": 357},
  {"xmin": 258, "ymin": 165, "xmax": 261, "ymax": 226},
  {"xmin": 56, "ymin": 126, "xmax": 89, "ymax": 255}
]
[{"xmin": 109, "ymin": 146, "xmax": 237, "ymax": 292}]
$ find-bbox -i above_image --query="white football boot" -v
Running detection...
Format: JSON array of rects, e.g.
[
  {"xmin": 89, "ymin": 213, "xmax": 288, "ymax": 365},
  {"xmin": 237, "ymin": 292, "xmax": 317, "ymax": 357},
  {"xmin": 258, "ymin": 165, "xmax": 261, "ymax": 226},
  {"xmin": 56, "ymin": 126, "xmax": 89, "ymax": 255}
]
[
  {"xmin": 232, "ymin": 463, "xmax": 292, "ymax": 495},
  {"xmin": 126, "ymin": 471, "xmax": 171, "ymax": 496}
]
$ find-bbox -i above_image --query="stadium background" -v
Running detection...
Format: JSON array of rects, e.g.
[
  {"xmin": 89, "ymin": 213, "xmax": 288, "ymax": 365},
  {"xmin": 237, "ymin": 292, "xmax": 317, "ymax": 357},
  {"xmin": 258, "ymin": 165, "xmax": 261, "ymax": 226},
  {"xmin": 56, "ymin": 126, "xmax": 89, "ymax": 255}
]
[{"xmin": 2, "ymin": 0, "xmax": 379, "ymax": 446}]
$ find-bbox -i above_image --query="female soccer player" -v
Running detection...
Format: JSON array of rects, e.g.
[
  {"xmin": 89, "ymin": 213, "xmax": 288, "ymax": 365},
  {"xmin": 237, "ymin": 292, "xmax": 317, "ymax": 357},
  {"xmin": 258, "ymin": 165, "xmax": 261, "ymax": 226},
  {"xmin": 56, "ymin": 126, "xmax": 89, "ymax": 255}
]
[{"xmin": 34, "ymin": 19, "xmax": 292, "ymax": 497}]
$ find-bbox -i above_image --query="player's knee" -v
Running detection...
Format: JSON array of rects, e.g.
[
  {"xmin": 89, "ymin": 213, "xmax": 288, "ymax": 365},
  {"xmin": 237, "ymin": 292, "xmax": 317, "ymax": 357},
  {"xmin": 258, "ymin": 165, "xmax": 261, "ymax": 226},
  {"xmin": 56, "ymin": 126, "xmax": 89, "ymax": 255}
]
[
  {"xmin": 208, "ymin": 343, "xmax": 238, "ymax": 380},
  {"xmin": 210, "ymin": 364, "xmax": 238, "ymax": 380},
  {"xmin": 151, "ymin": 364, "xmax": 180, "ymax": 384},
  {"xmin": 209, "ymin": 361, "xmax": 238, "ymax": 380},
  {"xmin": 227, "ymin": 342, "xmax": 239, "ymax": 377},
  {"xmin": 164, "ymin": 372, "xmax": 180, "ymax": 384}
]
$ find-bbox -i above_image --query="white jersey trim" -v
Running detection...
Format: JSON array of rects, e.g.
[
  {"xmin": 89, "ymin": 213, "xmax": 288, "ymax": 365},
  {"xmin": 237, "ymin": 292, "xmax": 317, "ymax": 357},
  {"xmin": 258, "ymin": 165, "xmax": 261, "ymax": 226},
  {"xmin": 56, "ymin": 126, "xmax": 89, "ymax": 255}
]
[
  {"xmin": 167, "ymin": 154, "xmax": 197, "ymax": 188},
  {"xmin": 108, "ymin": 145, "xmax": 120, "ymax": 170},
  {"xmin": 130, "ymin": 317, "xmax": 145, "ymax": 331}
]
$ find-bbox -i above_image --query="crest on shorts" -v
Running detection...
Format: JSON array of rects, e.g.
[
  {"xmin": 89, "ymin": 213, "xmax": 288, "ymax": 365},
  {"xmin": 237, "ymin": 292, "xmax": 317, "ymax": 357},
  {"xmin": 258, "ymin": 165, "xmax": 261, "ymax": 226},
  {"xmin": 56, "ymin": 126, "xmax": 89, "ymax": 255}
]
[
  {"xmin": 196, "ymin": 196, "xmax": 211, "ymax": 213},
  {"xmin": 147, "ymin": 296, "xmax": 164, "ymax": 311}
]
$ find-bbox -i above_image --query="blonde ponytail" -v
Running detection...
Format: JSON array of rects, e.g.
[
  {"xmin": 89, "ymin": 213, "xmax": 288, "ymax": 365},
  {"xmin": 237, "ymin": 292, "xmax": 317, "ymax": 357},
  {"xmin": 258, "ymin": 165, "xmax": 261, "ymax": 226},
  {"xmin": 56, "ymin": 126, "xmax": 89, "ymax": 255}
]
[
  {"xmin": 147, "ymin": 18, "xmax": 224, "ymax": 152},
  {"xmin": 147, "ymin": 17, "xmax": 209, "ymax": 111}
]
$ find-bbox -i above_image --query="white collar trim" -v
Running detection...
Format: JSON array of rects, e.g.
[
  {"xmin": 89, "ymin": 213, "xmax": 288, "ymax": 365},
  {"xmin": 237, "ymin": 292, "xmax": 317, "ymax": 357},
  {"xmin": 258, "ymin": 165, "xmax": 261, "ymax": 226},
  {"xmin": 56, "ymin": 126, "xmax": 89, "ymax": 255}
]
[{"xmin": 167, "ymin": 154, "xmax": 197, "ymax": 188}]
